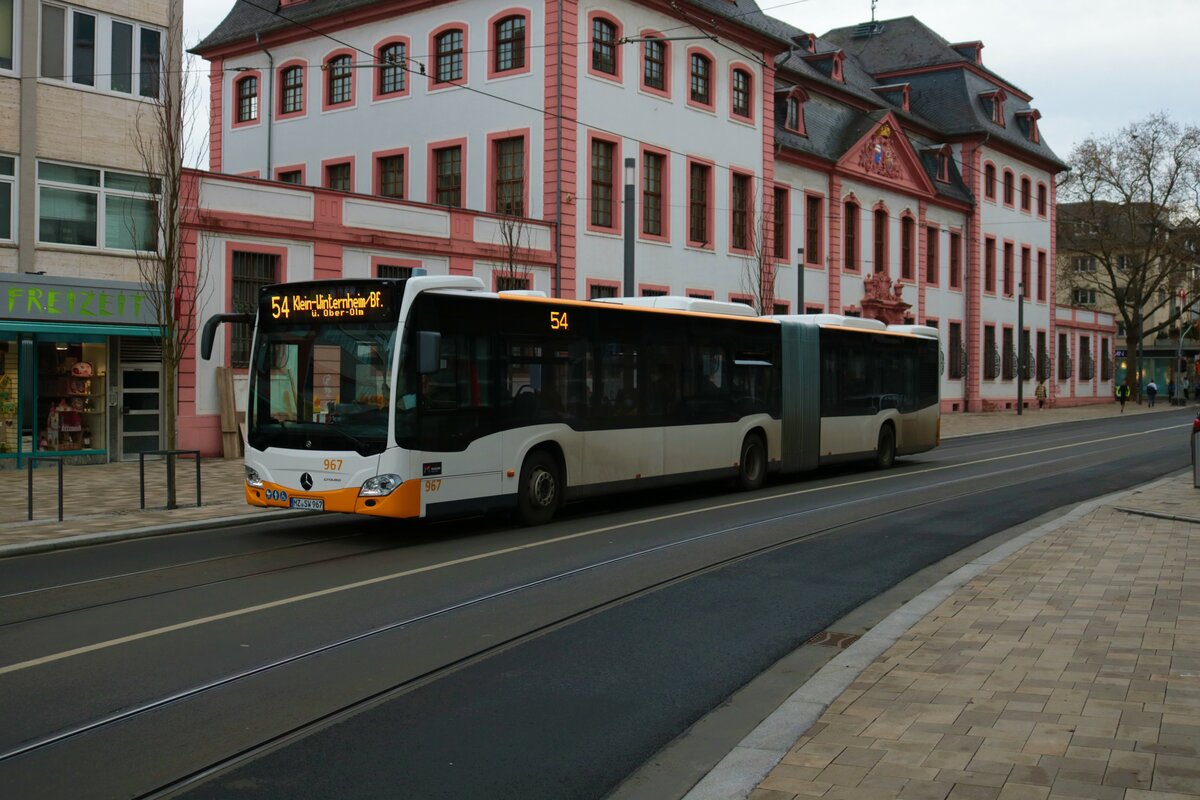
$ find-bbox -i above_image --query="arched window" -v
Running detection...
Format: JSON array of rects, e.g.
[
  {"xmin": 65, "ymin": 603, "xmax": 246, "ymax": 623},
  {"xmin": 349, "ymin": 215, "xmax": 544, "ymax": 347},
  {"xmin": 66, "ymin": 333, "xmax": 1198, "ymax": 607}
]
[
  {"xmin": 235, "ymin": 74, "xmax": 258, "ymax": 123},
  {"xmin": 783, "ymin": 87, "xmax": 808, "ymax": 135},
  {"xmin": 591, "ymin": 17, "xmax": 617, "ymax": 75},
  {"xmin": 280, "ymin": 65, "xmax": 304, "ymax": 115},
  {"xmin": 377, "ymin": 42, "xmax": 406, "ymax": 96},
  {"xmin": 643, "ymin": 36, "xmax": 666, "ymax": 91},
  {"xmin": 1020, "ymin": 176, "xmax": 1031, "ymax": 212},
  {"xmin": 1037, "ymin": 182, "xmax": 1047, "ymax": 216},
  {"xmin": 843, "ymin": 199, "xmax": 860, "ymax": 271},
  {"xmin": 325, "ymin": 54, "xmax": 353, "ymax": 105},
  {"xmin": 494, "ymin": 15, "xmax": 525, "ymax": 73},
  {"xmin": 731, "ymin": 67, "xmax": 752, "ymax": 119},
  {"xmin": 984, "ymin": 163, "xmax": 996, "ymax": 200},
  {"xmin": 689, "ymin": 52, "xmax": 712, "ymax": 106},
  {"xmin": 1003, "ymin": 169, "xmax": 1015, "ymax": 205},
  {"xmin": 435, "ymin": 28, "xmax": 464, "ymax": 83},
  {"xmin": 901, "ymin": 214, "xmax": 916, "ymax": 280},
  {"xmin": 873, "ymin": 207, "xmax": 888, "ymax": 274}
]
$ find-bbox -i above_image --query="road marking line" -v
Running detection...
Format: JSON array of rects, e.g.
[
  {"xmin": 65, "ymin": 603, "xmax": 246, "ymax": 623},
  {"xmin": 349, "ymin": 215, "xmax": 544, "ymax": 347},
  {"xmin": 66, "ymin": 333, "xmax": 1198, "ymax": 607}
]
[{"xmin": 0, "ymin": 423, "xmax": 1184, "ymax": 676}]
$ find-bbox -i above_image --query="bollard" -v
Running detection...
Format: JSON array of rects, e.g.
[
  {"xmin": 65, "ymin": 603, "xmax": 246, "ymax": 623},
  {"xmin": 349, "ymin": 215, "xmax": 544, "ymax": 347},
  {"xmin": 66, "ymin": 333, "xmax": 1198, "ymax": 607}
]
[{"xmin": 1193, "ymin": 429, "xmax": 1200, "ymax": 489}]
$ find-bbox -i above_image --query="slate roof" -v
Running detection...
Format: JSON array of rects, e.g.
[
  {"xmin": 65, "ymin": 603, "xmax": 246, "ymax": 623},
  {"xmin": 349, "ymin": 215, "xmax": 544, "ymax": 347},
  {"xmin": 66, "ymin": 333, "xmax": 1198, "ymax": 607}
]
[
  {"xmin": 194, "ymin": 4, "xmax": 1065, "ymax": 178},
  {"xmin": 193, "ymin": 0, "xmax": 797, "ymax": 53},
  {"xmin": 821, "ymin": 16, "xmax": 1030, "ymax": 98}
]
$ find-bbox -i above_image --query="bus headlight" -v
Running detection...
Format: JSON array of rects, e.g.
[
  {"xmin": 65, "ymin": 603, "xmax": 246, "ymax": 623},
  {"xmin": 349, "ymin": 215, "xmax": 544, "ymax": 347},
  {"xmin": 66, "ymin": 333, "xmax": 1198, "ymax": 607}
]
[
  {"xmin": 360, "ymin": 474, "xmax": 403, "ymax": 497},
  {"xmin": 245, "ymin": 467, "xmax": 264, "ymax": 488}
]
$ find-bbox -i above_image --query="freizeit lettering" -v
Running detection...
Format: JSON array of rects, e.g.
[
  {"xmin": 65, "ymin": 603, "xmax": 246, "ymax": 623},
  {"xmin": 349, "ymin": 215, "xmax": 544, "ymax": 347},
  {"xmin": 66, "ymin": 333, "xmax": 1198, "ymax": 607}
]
[{"xmin": 6, "ymin": 286, "xmax": 145, "ymax": 319}]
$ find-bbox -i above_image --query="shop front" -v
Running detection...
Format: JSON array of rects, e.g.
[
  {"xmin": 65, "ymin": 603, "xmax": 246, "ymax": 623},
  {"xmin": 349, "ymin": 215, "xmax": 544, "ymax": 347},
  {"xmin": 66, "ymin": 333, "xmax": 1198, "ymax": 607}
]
[{"xmin": 0, "ymin": 273, "xmax": 163, "ymax": 466}]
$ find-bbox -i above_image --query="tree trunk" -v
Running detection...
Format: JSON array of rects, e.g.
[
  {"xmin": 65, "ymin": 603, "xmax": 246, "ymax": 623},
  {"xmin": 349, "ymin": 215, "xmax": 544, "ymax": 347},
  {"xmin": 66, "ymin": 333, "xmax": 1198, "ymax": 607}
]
[{"xmin": 163, "ymin": 352, "xmax": 177, "ymax": 508}]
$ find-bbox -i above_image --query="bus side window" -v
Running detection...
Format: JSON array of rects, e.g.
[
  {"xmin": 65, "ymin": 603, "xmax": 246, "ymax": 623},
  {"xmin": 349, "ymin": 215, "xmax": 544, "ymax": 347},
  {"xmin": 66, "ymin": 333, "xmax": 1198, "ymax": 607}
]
[{"xmin": 593, "ymin": 341, "xmax": 639, "ymax": 420}]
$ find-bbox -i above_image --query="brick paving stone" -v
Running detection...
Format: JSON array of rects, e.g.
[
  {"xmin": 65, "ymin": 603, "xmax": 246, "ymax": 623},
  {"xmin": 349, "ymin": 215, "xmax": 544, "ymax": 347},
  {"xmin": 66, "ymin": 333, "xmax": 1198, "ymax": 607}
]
[
  {"xmin": 748, "ymin": 451, "xmax": 1200, "ymax": 800},
  {"xmin": 995, "ymin": 785, "xmax": 1049, "ymax": 800}
]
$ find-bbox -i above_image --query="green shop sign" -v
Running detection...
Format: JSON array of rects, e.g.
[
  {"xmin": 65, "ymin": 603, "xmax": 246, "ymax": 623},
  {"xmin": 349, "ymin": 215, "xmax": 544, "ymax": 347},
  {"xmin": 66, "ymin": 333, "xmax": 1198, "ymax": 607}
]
[{"xmin": 0, "ymin": 274, "xmax": 157, "ymax": 326}]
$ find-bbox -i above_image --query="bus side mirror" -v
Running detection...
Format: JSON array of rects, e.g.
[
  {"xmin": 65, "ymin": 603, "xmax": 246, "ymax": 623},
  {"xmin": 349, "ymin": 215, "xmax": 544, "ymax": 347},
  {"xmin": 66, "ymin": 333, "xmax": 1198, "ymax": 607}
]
[
  {"xmin": 418, "ymin": 331, "xmax": 441, "ymax": 374},
  {"xmin": 200, "ymin": 313, "xmax": 256, "ymax": 360}
]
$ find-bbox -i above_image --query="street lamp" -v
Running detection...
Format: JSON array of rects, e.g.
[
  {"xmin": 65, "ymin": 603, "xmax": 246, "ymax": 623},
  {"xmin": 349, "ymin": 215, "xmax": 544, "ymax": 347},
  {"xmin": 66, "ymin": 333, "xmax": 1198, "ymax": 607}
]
[
  {"xmin": 1017, "ymin": 280, "xmax": 1024, "ymax": 415},
  {"xmin": 796, "ymin": 246, "xmax": 805, "ymax": 313},
  {"xmin": 623, "ymin": 157, "xmax": 635, "ymax": 297}
]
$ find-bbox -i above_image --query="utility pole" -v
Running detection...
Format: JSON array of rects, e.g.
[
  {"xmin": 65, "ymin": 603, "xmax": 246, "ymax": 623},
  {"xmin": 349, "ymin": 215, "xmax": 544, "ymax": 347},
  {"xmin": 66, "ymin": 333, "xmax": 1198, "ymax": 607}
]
[
  {"xmin": 1017, "ymin": 281, "xmax": 1024, "ymax": 415},
  {"xmin": 797, "ymin": 247, "xmax": 805, "ymax": 313},
  {"xmin": 623, "ymin": 158, "xmax": 635, "ymax": 297}
]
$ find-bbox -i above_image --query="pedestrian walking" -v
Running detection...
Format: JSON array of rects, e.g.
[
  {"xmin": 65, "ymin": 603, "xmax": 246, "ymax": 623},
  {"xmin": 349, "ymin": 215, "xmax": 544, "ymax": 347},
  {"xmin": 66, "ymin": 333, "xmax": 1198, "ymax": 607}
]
[
  {"xmin": 1147, "ymin": 379, "xmax": 1158, "ymax": 407},
  {"xmin": 1035, "ymin": 379, "xmax": 1047, "ymax": 409},
  {"xmin": 1168, "ymin": 379, "xmax": 1175, "ymax": 405},
  {"xmin": 1116, "ymin": 382, "xmax": 1130, "ymax": 412}
]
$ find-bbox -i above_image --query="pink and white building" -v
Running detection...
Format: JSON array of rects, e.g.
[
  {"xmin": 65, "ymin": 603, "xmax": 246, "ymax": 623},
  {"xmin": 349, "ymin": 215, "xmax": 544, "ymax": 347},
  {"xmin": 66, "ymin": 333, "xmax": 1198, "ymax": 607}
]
[{"xmin": 181, "ymin": 3, "xmax": 1113, "ymax": 454}]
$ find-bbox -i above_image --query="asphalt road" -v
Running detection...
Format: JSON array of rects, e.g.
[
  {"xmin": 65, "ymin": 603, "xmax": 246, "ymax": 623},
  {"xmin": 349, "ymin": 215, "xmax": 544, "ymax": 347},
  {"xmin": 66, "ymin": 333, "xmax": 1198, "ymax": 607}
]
[{"xmin": 0, "ymin": 409, "xmax": 1190, "ymax": 800}]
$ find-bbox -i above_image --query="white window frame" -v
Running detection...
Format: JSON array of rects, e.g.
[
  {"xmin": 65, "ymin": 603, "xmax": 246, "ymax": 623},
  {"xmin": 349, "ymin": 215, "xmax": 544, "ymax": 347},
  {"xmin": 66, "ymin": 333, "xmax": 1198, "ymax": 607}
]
[
  {"xmin": 39, "ymin": 2, "xmax": 163, "ymax": 99},
  {"xmin": 35, "ymin": 160, "xmax": 161, "ymax": 253},
  {"xmin": 1071, "ymin": 288, "xmax": 1097, "ymax": 306},
  {"xmin": 0, "ymin": 0, "xmax": 21, "ymax": 75},
  {"xmin": 0, "ymin": 154, "xmax": 15, "ymax": 243}
]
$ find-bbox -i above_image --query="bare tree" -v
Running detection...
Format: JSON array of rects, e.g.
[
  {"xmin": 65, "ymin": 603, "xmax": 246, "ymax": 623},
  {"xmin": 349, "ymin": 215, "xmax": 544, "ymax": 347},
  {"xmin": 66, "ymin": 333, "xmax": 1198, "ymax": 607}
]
[
  {"xmin": 128, "ymin": 0, "xmax": 210, "ymax": 505},
  {"xmin": 493, "ymin": 209, "xmax": 535, "ymax": 291},
  {"xmin": 739, "ymin": 188, "xmax": 780, "ymax": 314},
  {"xmin": 1059, "ymin": 113, "xmax": 1200, "ymax": 393}
]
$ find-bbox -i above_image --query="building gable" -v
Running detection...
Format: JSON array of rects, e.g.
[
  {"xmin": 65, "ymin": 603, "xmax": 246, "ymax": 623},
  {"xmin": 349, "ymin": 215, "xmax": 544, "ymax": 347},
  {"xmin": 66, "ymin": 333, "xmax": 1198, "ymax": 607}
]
[{"xmin": 836, "ymin": 113, "xmax": 934, "ymax": 197}]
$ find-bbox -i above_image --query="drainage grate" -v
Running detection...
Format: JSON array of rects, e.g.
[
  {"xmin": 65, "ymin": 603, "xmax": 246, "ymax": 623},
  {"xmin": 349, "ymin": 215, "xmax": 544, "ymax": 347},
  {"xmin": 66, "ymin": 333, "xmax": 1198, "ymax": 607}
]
[{"xmin": 806, "ymin": 630, "xmax": 861, "ymax": 649}]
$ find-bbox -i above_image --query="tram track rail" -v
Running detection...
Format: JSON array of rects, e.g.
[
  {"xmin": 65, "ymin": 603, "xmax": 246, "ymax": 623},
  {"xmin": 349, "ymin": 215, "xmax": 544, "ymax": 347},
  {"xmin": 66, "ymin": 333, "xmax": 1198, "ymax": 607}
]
[{"xmin": 0, "ymin": 445, "xmax": 1093, "ymax": 786}]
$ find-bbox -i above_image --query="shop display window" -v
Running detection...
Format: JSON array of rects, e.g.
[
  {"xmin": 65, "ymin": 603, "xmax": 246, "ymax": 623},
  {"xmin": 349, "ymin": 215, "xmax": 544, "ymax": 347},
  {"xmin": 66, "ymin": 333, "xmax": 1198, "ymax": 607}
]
[
  {"xmin": 36, "ymin": 341, "xmax": 106, "ymax": 453},
  {"xmin": 0, "ymin": 339, "xmax": 16, "ymax": 456}
]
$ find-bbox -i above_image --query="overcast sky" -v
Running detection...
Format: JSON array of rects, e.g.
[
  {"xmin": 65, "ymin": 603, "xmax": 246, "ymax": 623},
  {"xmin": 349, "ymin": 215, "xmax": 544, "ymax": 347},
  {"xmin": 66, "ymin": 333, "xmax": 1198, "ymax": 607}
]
[{"xmin": 183, "ymin": 0, "xmax": 1200, "ymax": 168}]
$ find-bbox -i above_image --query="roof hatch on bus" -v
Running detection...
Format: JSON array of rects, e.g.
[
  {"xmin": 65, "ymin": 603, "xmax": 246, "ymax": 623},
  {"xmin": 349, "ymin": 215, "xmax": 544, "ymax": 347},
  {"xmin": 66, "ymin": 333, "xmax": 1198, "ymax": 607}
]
[{"xmin": 592, "ymin": 295, "xmax": 759, "ymax": 318}]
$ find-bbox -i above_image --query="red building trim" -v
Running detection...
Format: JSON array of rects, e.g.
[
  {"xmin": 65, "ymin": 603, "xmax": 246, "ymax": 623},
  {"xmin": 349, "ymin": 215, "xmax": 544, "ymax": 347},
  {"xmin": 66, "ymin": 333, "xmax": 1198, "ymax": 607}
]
[
  {"xmin": 585, "ymin": 11, "xmax": 623, "ymax": 84},
  {"xmin": 487, "ymin": 8, "xmax": 533, "ymax": 80},
  {"xmin": 372, "ymin": 35, "xmax": 413, "ymax": 101},
  {"xmin": 639, "ymin": 143, "xmax": 671, "ymax": 243},
  {"xmin": 230, "ymin": 70, "xmax": 262, "ymax": 129},
  {"xmin": 371, "ymin": 147, "xmax": 409, "ymax": 199},
  {"xmin": 209, "ymin": 59, "xmax": 224, "ymax": 172},
  {"xmin": 638, "ymin": 30, "xmax": 671, "ymax": 100},
  {"xmin": 685, "ymin": 46, "xmax": 717, "ymax": 114},
  {"xmin": 685, "ymin": 155, "xmax": 716, "ymax": 251},
  {"xmin": 485, "ymin": 128, "xmax": 531, "ymax": 215},
  {"xmin": 427, "ymin": 136, "xmax": 469, "ymax": 206},
  {"xmin": 321, "ymin": 155, "xmax": 356, "ymax": 192},
  {"xmin": 428, "ymin": 22, "xmax": 470, "ymax": 89},
  {"xmin": 275, "ymin": 59, "xmax": 308, "ymax": 120},
  {"xmin": 274, "ymin": 163, "xmax": 307, "ymax": 183},
  {"xmin": 728, "ymin": 61, "xmax": 755, "ymax": 125},
  {"xmin": 584, "ymin": 129, "xmax": 622, "ymax": 236},
  {"xmin": 320, "ymin": 47, "xmax": 358, "ymax": 112}
]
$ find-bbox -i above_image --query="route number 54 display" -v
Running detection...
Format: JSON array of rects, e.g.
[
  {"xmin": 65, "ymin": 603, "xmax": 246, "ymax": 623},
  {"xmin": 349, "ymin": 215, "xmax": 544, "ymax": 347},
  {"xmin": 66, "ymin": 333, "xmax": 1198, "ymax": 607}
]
[{"xmin": 550, "ymin": 311, "xmax": 569, "ymax": 330}]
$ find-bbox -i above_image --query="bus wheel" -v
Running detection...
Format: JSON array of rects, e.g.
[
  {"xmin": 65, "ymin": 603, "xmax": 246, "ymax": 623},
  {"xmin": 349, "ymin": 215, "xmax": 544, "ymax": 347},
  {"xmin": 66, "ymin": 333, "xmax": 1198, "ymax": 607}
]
[
  {"xmin": 736, "ymin": 434, "xmax": 767, "ymax": 492},
  {"xmin": 874, "ymin": 424, "xmax": 896, "ymax": 470},
  {"xmin": 517, "ymin": 450, "xmax": 561, "ymax": 526}
]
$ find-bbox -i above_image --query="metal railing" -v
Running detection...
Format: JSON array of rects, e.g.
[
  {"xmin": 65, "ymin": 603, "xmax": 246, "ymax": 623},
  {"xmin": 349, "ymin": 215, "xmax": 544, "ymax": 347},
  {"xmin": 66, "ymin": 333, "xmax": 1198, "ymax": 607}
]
[
  {"xmin": 27, "ymin": 456, "xmax": 65, "ymax": 522},
  {"xmin": 139, "ymin": 450, "xmax": 202, "ymax": 510}
]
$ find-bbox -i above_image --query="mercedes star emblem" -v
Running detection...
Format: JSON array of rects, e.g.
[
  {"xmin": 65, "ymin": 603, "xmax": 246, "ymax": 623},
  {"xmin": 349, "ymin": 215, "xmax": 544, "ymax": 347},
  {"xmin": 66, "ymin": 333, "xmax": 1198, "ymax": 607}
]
[{"xmin": 300, "ymin": 472, "xmax": 313, "ymax": 491}]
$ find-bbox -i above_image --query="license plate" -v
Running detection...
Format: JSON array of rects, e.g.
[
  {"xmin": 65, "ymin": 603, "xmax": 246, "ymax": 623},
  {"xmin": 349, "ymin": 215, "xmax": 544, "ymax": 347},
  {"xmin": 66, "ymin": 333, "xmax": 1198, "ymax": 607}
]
[{"xmin": 290, "ymin": 497, "xmax": 324, "ymax": 510}]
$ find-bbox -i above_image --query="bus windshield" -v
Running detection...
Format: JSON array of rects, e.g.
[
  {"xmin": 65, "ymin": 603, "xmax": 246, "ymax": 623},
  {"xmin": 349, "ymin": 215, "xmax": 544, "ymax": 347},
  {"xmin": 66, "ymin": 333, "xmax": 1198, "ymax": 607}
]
[{"xmin": 247, "ymin": 320, "xmax": 397, "ymax": 456}]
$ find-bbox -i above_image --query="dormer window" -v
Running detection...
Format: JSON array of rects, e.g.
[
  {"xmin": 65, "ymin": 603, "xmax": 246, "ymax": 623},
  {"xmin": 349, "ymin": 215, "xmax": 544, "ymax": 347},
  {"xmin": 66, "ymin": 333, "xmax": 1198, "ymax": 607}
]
[
  {"xmin": 1017, "ymin": 109, "xmax": 1041, "ymax": 143},
  {"xmin": 981, "ymin": 88, "xmax": 1007, "ymax": 126},
  {"xmin": 802, "ymin": 50, "xmax": 844, "ymax": 83},
  {"xmin": 950, "ymin": 41, "xmax": 983, "ymax": 65},
  {"xmin": 781, "ymin": 85, "xmax": 810, "ymax": 136},
  {"xmin": 873, "ymin": 83, "xmax": 910, "ymax": 112},
  {"xmin": 792, "ymin": 32, "xmax": 816, "ymax": 52},
  {"xmin": 934, "ymin": 145, "xmax": 952, "ymax": 183}
]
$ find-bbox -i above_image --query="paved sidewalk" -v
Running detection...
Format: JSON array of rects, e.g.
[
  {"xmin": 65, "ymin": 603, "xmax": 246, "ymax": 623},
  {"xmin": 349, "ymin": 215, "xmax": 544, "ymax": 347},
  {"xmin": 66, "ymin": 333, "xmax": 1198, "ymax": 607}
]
[
  {"xmin": 690, "ymin": 467, "xmax": 1200, "ymax": 799},
  {"xmin": 0, "ymin": 400, "xmax": 1184, "ymax": 554}
]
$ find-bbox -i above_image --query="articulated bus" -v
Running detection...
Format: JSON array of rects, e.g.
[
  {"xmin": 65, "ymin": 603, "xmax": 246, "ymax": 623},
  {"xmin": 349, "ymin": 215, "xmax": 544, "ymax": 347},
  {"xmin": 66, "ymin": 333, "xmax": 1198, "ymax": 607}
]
[{"xmin": 201, "ymin": 276, "xmax": 939, "ymax": 525}]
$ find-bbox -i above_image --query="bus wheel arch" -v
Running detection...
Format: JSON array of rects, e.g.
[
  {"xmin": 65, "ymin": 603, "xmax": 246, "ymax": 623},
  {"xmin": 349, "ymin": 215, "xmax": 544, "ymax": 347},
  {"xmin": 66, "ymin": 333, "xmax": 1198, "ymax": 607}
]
[
  {"xmin": 874, "ymin": 422, "xmax": 896, "ymax": 470},
  {"xmin": 736, "ymin": 430, "xmax": 768, "ymax": 491},
  {"xmin": 516, "ymin": 443, "xmax": 565, "ymax": 526}
]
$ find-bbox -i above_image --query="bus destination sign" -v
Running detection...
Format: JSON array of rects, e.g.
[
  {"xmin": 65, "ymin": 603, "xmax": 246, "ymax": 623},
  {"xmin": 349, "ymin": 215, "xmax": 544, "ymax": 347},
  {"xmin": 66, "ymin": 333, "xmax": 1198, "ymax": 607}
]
[{"xmin": 265, "ymin": 285, "xmax": 392, "ymax": 322}]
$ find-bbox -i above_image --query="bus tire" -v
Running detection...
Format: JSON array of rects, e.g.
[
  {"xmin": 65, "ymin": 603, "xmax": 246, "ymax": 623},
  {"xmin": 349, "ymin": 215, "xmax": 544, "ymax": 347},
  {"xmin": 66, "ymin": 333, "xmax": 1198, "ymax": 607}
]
[
  {"xmin": 736, "ymin": 434, "xmax": 767, "ymax": 492},
  {"xmin": 874, "ymin": 424, "xmax": 896, "ymax": 470},
  {"xmin": 517, "ymin": 450, "xmax": 561, "ymax": 526}
]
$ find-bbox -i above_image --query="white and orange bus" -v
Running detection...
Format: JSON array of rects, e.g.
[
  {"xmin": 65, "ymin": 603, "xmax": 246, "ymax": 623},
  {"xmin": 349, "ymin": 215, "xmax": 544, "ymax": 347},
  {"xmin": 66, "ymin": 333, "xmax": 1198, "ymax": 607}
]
[{"xmin": 201, "ymin": 276, "xmax": 939, "ymax": 525}]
